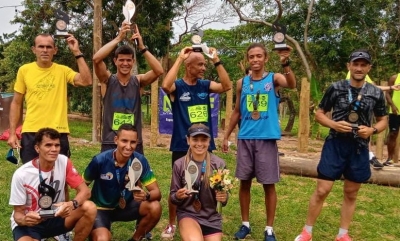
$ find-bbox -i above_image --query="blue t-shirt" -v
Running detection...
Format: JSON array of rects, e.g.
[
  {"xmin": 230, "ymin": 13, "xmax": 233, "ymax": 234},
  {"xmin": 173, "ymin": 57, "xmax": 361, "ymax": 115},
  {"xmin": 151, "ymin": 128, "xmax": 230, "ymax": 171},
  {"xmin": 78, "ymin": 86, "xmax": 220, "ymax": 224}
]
[
  {"xmin": 169, "ymin": 79, "xmax": 216, "ymax": 151},
  {"xmin": 238, "ymin": 73, "xmax": 281, "ymax": 139},
  {"xmin": 83, "ymin": 149, "xmax": 156, "ymax": 209}
]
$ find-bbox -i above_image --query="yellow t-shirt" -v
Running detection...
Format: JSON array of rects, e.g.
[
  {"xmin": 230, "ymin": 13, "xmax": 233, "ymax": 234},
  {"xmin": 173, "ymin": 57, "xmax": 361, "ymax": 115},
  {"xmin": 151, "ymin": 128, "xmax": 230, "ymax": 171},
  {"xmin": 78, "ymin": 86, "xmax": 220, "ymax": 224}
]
[
  {"xmin": 14, "ymin": 62, "xmax": 77, "ymax": 133},
  {"xmin": 346, "ymin": 71, "xmax": 373, "ymax": 83},
  {"xmin": 389, "ymin": 74, "xmax": 400, "ymax": 114}
]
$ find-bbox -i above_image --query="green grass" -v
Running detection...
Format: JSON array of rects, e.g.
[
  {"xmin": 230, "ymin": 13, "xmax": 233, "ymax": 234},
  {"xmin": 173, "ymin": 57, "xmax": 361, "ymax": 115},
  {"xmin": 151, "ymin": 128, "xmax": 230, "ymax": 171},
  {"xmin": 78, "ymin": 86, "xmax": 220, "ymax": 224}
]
[{"xmin": 0, "ymin": 120, "xmax": 399, "ymax": 240}]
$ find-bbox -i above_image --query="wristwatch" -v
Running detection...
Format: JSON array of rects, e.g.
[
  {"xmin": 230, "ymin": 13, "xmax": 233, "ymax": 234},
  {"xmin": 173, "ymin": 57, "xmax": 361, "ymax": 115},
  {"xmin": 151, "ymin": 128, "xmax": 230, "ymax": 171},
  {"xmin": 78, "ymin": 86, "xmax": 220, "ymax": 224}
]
[
  {"xmin": 72, "ymin": 199, "xmax": 79, "ymax": 210},
  {"xmin": 281, "ymin": 59, "xmax": 290, "ymax": 68},
  {"xmin": 145, "ymin": 193, "xmax": 151, "ymax": 201},
  {"xmin": 139, "ymin": 47, "xmax": 148, "ymax": 54},
  {"xmin": 75, "ymin": 53, "xmax": 84, "ymax": 59},
  {"xmin": 372, "ymin": 127, "xmax": 378, "ymax": 135}
]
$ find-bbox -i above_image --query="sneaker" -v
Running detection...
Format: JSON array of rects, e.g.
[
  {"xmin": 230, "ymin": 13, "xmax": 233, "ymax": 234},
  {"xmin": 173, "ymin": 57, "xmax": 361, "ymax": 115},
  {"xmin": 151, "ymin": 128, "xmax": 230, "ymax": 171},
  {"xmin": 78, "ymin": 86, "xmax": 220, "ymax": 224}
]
[
  {"xmin": 383, "ymin": 159, "xmax": 394, "ymax": 167},
  {"xmin": 144, "ymin": 232, "xmax": 152, "ymax": 240},
  {"xmin": 234, "ymin": 225, "xmax": 251, "ymax": 240},
  {"xmin": 294, "ymin": 228, "xmax": 312, "ymax": 241},
  {"xmin": 335, "ymin": 233, "xmax": 352, "ymax": 241},
  {"xmin": 161, "ymin": 224, "xmax": 176, "ymax": 239},
  {"xmin": 264, "ymin": 230, "xmax": 277, "ymax": 241},
  {"xmin": 55, "ymin": 232, "xmax": 72, "ymax": 241},
  {"xmin": 369, "ymin": 157, "xmax": 384, "ymax": 169}
]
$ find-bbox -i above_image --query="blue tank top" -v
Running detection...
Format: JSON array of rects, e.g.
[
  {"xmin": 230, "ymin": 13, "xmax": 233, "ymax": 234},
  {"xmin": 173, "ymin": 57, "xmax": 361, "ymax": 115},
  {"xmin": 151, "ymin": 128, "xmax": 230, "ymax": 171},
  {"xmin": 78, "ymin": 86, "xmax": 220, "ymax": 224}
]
[
  {"xmin": 238, "ymin": 73, "xmax": 281, "ymax": 139},
  {"xmin": 170, "ymin": 79, "xmax": 216, "ymax": 151}
]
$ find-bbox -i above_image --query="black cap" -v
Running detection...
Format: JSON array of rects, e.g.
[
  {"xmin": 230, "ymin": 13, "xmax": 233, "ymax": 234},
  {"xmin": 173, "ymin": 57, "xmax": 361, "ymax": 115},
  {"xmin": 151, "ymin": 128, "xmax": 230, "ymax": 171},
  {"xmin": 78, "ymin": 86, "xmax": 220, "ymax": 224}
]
[
  {"xmin": 187, "ymin": 124, "xmax": 211, "ymax": 137},
  {"xmin": 348, "ymin": 50, "xmax": 372, "ymax": 63}
]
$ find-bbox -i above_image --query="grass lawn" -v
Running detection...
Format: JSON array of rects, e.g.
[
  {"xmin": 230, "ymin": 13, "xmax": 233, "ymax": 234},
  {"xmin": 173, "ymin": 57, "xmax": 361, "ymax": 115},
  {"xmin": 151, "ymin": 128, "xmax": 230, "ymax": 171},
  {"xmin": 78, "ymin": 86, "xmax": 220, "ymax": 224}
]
[{"xmin": 0, "ymin": 119, "xmax": 399, "ymax": 240}]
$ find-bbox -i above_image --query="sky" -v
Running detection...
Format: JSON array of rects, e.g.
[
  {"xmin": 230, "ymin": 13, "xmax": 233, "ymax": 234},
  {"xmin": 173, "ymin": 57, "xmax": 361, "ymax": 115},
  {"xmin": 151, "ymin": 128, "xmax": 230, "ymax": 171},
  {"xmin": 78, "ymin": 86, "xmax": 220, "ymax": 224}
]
[{"xmin": 0, "ymin": 0, "xmax": 238, "ymax": 38}]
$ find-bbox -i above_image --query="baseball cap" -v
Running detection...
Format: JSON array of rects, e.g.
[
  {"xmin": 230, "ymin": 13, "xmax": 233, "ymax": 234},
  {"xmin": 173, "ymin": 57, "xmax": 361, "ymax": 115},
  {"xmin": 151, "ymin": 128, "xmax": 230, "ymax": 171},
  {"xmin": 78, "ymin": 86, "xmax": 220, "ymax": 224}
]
[
  {"xmin": 348, "ymin": 50, "xmax": 372, "ymax": 63},
  {"xmin": 187, "ymin": 124, "xmax": 211, "ymax": 137}
]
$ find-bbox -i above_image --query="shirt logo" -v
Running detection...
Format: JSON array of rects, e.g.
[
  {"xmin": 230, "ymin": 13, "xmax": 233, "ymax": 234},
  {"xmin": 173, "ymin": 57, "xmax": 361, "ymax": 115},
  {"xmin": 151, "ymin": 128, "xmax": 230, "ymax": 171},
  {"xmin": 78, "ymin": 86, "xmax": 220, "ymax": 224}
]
[
  {"xmin": 180, "ymin": 92, "xmax": 191, "ymax": 101},
  {"xmin": 264, "ymin": 83, "xmax": 273, "ymax": 92},
  {"xmin": 100, "ymin": 172, "xmax": 113, "ymax": 180},
  {"xmin": 197, "ymin": 92, "xmax": 208, "ymax": 99}
]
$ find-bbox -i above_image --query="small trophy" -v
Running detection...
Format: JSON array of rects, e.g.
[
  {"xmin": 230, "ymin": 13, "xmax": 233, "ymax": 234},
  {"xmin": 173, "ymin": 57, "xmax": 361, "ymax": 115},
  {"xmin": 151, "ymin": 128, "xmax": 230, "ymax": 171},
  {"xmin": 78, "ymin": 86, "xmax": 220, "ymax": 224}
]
[
  {"xmin": 126, "ymin": 158, "xmax": 143, "ymax": 191},
  {"xmin": 271, "ymin": 21, "xmax": 289, "ymax": 51},
  {"xmin": 122, "ymin": 0, "xmax": 138, "ymax": 45},
  {"xmin": 38, "ymin": 179, "xmax": 57, "ymax": 219},
  {"xmin": 54, "ymin": 8, "xmax": 69, "ymax": 38},
  {"xmin": 190, "ymin": 24, "xmax": 214, "ymax": 59},
  {"xmin": 185, "ymin": 160, "xmax": 199, "ymax": 194}
]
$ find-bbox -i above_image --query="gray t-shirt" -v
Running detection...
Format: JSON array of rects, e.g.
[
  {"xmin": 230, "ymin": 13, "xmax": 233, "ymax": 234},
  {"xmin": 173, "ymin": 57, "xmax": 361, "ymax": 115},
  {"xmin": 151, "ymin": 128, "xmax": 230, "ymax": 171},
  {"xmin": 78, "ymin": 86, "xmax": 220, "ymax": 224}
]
[{"xmin": 170, "ymin": 154, "xmax": 226, "ymax": 230}]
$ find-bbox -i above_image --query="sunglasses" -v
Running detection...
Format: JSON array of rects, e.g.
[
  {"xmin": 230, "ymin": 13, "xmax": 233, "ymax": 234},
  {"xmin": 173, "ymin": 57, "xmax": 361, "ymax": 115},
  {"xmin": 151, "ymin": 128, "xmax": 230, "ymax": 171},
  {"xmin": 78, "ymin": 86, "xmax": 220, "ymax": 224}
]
[{"xmin": 6, "ymin": 147, "xmax": 20, "ymax": 165}]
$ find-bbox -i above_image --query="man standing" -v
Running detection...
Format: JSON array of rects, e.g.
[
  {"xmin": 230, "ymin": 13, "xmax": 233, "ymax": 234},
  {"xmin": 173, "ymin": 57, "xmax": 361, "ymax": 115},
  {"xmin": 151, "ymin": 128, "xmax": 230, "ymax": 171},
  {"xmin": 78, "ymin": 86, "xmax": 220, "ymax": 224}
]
[
  {"xmin": 384, "ymin": 73, "xmax": 400, "ymax": 166},
  {"xmin": 9, "ymin": 128, "xmax": 97, "ymax": 241},
  {"xmin": 84, "ymin": 124, "xmax": 162, "ymax": 241},
  {"xmin": 222, "ymin": 43, "xmax": 296, "ymax": 241},
  {"xmin": 7, "ymin": 33, "xmax": 92, "ymax": 163},
  {"xmin": 160, "ymin": 46, "xmax": 232, "ymax": 239},
  {"xmin": 93, "ymin": 22, "xmax": 163, "ymax": 154},
  {"xmin": 294, "ymin": 49, "xmax": 387, "ymax": 241}
]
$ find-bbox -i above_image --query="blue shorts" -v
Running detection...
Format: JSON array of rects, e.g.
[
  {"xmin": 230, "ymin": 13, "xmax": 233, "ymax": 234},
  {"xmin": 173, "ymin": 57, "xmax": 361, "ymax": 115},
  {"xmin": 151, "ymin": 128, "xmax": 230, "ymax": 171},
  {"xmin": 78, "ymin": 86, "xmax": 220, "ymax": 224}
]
[
  {"xmin": 93, "ymin": 199, "xmax": 141, "ymax": 230},
  {"xmin": 12, "ymin": 217, "xmax": 69, "ymax": 240},
  {"xmin": 317, "ymin": 137, "xmax": 370, "ymax": 183}
]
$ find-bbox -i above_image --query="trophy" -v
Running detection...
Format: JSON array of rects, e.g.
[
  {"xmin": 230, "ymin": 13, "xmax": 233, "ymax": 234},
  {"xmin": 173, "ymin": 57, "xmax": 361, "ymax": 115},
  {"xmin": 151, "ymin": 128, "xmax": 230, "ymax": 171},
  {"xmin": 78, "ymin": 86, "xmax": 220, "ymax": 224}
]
[
  {"xmin": 38, "ymin": 178, "xmax": 57, "ymax": 219},
  {"xmin": 54, "ymin": 8, "xmax": 69, "ymax": 38},
  {"xmin": 271, "ymin": 21, "xmax": 289, "ymax": 51},
  {"xmin": 190, "ymin": 24, "xmax": 214, "ymax": 59},
  {"xmin": 125, "ymin": 158, "xmax": 143, "ymax": 191},
  {"xmin": 185, "ymin": 160, "xmax": 199, "ymax": 194},
  {"xmin": 122, "ymin": 0, "xmax": 138, "ymax": 45}
]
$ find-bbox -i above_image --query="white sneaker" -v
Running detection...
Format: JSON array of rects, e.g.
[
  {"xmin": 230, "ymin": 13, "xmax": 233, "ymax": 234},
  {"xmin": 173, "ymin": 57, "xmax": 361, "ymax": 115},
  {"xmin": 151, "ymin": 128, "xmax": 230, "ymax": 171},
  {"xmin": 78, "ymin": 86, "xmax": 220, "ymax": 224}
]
[{"xmin": 161, "ymin": 224, "xmax": 176, "ymax": 239}]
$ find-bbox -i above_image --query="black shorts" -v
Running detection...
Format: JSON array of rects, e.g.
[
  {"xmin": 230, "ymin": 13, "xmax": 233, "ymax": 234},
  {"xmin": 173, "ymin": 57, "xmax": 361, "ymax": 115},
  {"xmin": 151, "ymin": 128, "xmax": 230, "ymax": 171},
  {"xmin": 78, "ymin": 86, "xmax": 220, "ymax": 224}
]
[
  {"xmin": 317, "ymin": 136, "xmax": 370, "ymax": 183},
  {"xmin": 21, "ymin": 132, "xmax": 70, "ymax": 164},
  {"xmin": 101, "ymin": 142, "xmax": 144, "ymax": 155},
  {"xmin": 12, "ymin": 217, "xmax": 69, "ymax": 240},
  {"xmin": 93, "ymin": 199, "xmax": 141, "ymax": 230},
  {"xmin": 201, "ymin": 224, "xmax": 222, "ymax": 237},
  {"xmin": 388, "ymin": 114, "xmax": 400, "ymax": 132}
]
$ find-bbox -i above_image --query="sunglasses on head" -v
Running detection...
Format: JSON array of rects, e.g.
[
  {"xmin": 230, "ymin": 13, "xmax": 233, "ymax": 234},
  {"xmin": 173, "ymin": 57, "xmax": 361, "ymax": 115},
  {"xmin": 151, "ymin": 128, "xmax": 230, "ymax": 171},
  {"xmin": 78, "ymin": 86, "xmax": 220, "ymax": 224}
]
[
  {"xmin": 349, "ymin": 51, "xmax": 371, "ymax": 59},
  {"xmin": 6, "ymin": 148, "xmax": 20, "ymax": 165}
]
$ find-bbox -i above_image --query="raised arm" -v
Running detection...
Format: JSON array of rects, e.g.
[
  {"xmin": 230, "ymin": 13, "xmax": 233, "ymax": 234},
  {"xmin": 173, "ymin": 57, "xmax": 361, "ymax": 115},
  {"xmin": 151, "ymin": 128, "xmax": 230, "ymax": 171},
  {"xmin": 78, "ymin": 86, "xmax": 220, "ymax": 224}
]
[
  {"xmin": 132, "ymin": 25, "xmax": 164, "ymax": 87},
  {"xmin": 273, "ymin": 46, "xmax": 296, "ymax": 89},
  {"xmin": 65, "ymin": 34, "xmax": 92, "ymax": 86},
  {"xmin": 161, "ymin": 47, "xmax": 193, "ymax": 94},
  {"xmin": 208, "ymin": 47, "xmax": 232, "ymax": 93}
]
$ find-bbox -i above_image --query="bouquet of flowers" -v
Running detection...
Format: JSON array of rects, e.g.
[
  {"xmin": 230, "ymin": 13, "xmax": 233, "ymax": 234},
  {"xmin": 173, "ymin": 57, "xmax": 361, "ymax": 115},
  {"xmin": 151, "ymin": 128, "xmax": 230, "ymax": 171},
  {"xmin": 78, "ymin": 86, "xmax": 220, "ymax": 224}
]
[{"xmin": 209, "ymin": 168, "xmax": 236, "ymax": 213}]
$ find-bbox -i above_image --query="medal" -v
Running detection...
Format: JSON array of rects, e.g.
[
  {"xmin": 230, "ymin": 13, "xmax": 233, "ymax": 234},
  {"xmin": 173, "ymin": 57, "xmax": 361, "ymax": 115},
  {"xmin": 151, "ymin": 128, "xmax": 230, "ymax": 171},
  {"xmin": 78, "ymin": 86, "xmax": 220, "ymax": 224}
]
[
  {"xmin": 193, "ymin": 199, "xmax": 202, "ymax": 212},
  {"xmin": 348, "ymin": 111, "xmax": 359, "ymax": 122},
  {"xmin": 119, "ymin": 196, "xmax": 126, "ymax": 209},
  {"xmin": 252, "ymin": 110, "xmax": 260, "ymax": 120}
]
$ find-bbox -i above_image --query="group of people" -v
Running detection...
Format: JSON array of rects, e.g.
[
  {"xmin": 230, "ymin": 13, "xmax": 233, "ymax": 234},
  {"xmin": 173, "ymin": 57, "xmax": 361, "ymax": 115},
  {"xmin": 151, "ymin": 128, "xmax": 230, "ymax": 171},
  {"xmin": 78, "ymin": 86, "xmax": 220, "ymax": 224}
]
[{"xmin": 5, "ymin": 19, "xmax": 393, "ymax": 241}]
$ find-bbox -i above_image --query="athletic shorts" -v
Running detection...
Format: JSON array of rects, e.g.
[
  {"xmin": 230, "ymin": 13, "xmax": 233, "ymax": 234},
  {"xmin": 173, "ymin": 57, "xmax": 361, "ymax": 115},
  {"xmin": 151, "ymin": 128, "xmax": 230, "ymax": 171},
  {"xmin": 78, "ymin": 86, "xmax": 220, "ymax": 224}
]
[
  {"xmin": 101, "ymin": 143, "xmax": 144, "ymax": 155},
  {"xmin": 388, "ymin": 114, "xmax": 400, "ymax": 132},
  {"xmin": 317, "ymin": 136, "xmax": 370, "ymax": 183},
  {"xmin": 93, "ymin": 199, "xmax": 141, "ymax": 230},
  {"xmin": 12, "ymin": 217, "xmax": 69, "ymax": 240},
  {"xmin": 21, "ymin": 132, "xmax": 70, "ymax": 164},
  {"xmin": 236, "ymin": 139, "xmax": 280, "ymax": 184}
]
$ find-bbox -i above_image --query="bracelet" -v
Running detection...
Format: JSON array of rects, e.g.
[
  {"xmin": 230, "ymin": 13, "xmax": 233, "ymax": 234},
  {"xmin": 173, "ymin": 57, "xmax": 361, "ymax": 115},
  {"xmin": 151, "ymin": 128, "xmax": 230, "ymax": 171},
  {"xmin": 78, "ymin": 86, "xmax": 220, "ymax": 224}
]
[
  {"xmin": 214, "ymin": 61, "xmax": 223, "ymax": 67},
  {"xmin": 283, "ymin": 71, "xmax": 291, "ymax": 75},
  {"xmin": 281, "ymin": 59, "xmax": 290, "ymax": 67},
  {"xmin": 139, "ymin": 47, "xmax": 148, "ymax": 54},
  {"xmin": 75, "ymin": 53, "xmax": 84, "ymax": 59}
]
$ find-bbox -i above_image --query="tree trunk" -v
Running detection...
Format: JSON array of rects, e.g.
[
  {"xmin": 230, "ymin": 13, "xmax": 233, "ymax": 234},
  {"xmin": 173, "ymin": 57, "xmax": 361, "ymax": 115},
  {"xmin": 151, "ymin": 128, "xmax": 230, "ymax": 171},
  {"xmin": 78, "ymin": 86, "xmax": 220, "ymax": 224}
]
[
  {"xmin": 92, "ymin": 0, "xmax": 102, "ymax": 143},
  {"xmin": 281, "ymin": 97, "xmax": 296, "ymax": 133}
]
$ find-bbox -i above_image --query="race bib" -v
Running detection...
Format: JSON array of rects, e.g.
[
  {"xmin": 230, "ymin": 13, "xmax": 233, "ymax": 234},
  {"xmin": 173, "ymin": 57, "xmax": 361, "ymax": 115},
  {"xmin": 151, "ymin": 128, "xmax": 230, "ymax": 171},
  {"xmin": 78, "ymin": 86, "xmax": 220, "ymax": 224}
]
[
  {"xmin": 246, "ymin": 94, "xmax": 268, "ymax": 112},
  {"xmin": 188, "ymin": 105, "xmax": 208, "ymax": 123},
  {"xmin": 112, "ymin": 113, "xmax": 134, "ymax": 130}
]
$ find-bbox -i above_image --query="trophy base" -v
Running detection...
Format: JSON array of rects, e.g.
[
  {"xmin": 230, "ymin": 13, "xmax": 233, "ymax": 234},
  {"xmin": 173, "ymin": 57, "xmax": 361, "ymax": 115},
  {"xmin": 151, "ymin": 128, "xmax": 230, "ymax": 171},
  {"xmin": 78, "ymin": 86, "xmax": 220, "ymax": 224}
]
[
  {"xmin": 131, "ymin": 186, "xmax": 142, "ymax": 192},
  {"xmin": 272, "ymin": 44, "xmax": 290, "ymax": 51},
  {"xmin": 54, "ymin": 31, "xmax": 69, "ymax": 38},
  {"xmin": 39, "ymin": 209, "xmax": 57, "ymax": 219},
  {"xmin": 186, "ymin": 190, "xmax": 199, "ymax": 195},
  {"xmin": 192, "ymin": 44, "xmax": 203, "ymax": 52}
]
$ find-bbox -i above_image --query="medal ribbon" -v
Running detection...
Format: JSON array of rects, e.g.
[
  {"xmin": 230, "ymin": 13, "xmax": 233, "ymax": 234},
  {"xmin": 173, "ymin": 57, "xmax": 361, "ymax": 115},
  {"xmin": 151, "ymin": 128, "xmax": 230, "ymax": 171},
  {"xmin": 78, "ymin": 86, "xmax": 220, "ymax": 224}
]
[
  {"xmin": 114, "ymin": 154, "xmax": 133, "ymax": 200},
  {"xmin": 37, "ymin": 159, "xmax": 54, "ymax": 185},
  {"xmin": 193, "ymin": 160, "xmax": 206, "ymax": 201}
]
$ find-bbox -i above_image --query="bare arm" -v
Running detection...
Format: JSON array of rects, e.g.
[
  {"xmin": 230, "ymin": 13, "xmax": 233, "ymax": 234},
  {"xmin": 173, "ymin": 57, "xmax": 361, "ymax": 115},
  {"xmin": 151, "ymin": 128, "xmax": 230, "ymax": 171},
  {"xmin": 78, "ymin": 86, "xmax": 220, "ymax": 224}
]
[
  {"xmin": 161, "ymin": 47, "xmax": 193, "ymax": 94},
  {"xmin": 64, "ymin": 34, "xmax": 92, "ymax": 86},
  {"xmin": 13, "ymin": 205, "xmax": 42, "ymax": 227},
  {"xmin": 315, "ymin": 108, "xmax": 352, "ymax": 133},
  {"xmin": 208, "ymin": 47, "xmax": 232, "ymax": 93},
  {"xmin": 133, "ymin": 181, "xmax": 161, "ymax": 202},
  {"xmin": 222, "ymin": 78, "xmax": 243, "ymax": 152},
  {"xmin": 273, "ymin": 46, "xmax": 296, "ymax": 89},
  {"xmin": 7, "ymin": 92, "xmax": 24, "ymax": 148},
  {"xmin": 386, "ymin": 75, "xmax": 398, "ymax": 114}
]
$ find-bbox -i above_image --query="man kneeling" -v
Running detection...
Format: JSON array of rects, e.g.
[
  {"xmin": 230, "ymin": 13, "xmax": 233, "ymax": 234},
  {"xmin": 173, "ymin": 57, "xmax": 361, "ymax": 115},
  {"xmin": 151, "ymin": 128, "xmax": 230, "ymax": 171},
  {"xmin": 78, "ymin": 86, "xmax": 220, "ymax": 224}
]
[
  {"xmin": 9, "ymin": 128, "xmax": 97, "ymax": 241},
  {"xmin": 84, "ymin": 124, "xmax": 162, "ymax": 241}
]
